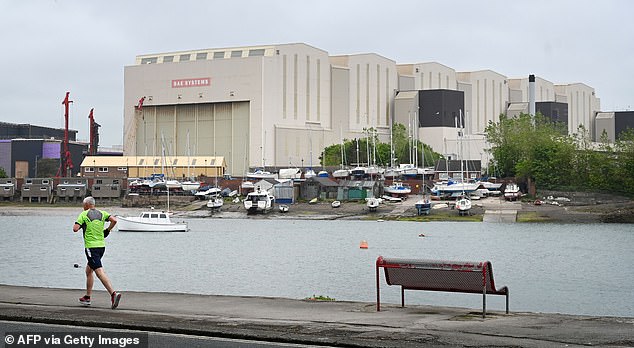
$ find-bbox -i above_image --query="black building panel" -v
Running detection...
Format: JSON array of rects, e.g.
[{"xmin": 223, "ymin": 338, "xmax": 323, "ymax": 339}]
[
  {"xmin": 11, "ymin": 140, "xmax": 43, "ymax": 177},
  {"xmin": 418, "ymin": 90, "xmax": 465, "ymax": 128},
  {"xmin": 615, "ymin": 111, "xmax": 634, "ymax": 140},
  {"xmin": 0, "ymin": 122, "xmax": 77, "ymax": 141},
  {"xmin": 536, "ymin": 102, "xmax": 568, "ymax": 129}
]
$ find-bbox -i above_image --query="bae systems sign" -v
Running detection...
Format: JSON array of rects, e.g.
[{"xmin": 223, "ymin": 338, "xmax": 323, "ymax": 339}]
[{"xmin": 171, "ymin": 78, "xmax": 211, "ymax": 88}]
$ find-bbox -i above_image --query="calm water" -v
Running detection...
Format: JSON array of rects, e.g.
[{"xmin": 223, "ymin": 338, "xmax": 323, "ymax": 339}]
[{"xmin": 1, "ymin": 214, "xmax": 633, "ymax": 317}]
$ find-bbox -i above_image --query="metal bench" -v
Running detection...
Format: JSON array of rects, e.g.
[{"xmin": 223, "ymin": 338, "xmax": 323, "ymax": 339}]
[{"xmin": 376, "ymin": 256, "xmax": 509, "ymax": 318}]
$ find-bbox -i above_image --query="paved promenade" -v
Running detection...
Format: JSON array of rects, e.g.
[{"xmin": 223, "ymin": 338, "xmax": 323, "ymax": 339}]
[{"xmin": 0, "ymin": 285, "xmax": 632, "ymax": 347}]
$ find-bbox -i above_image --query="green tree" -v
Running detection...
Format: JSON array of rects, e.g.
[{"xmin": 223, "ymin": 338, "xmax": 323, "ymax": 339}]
[{"xmin": 0, "ymin": 166, "xmax": 7, "ymax": 178}]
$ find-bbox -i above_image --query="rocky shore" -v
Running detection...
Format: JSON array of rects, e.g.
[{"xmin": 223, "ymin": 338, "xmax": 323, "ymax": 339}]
[{"xmin": 1, "ymin": 192, "xmax": 632, "ymax": 223}]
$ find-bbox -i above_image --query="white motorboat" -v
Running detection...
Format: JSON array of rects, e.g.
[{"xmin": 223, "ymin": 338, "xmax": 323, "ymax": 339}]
[
  {"xmin": 455, "ymin": 195, "xmax": 472, "ymax": 216},
  {"xmin": 366, "ymin": 197, "xmax": 380, "ymax": 211},
  {"xmin": 383, "ymin": 167, "xmax": 402, "ymax": 179},
  {"xmin": 477, "ymin": 180, "xmax": 503, "ymax": 191},
  {"xmin": 317, "ymin": 170, "xmax": 329, "ymax": 177},
  {"xmin": 243, "ymin": 188, "xmax": 275, "ymax": 214},
  {"xmin": 279, "ymin": 204, "xmax": 289, "ymax": 213},
  {"xmin": 384, "ymin": 181, "xmax": 412, "ymax": 197},
  {"xmin": 304, "ymin": 169, "xmax": 316, "ymax": 179},
  {"xmin": 117, "ymin": 210, "xmax": 188, "ymax": 232},
  {"xmin": 504, "ymin": 183, "xmax": 522, "ymax": 201},
  {"xmin": 350, "ymin": 166, "xmax": 367, "ymax": 178},
  {"xmin": 430, "ymin": 180, "xmax": 479, "ymax": 196},
  {"xmin": 381, "ymin": 195, "xmax": 402, "ymax": 203},
  {"xmin": 399, "ymin": 164, "xmax": 418, "ymax": 177},
  {"xmin": 278, "ymin": 168, "xmax": 302, "ymax": 179},
  {"xmin": 181, "ymin": 181, "xmax": 201, "ymax": 191},
  {"xmin": 206, "ymin": 196, "xmax": 224, "ymax": 209},
  {"xmin": 332, "ymin": 169, "xmax": 350, "ymax": 179},
  {"xmin": 331, "ymin": 200, "xmax": 341, "ymax": 208},
  {"xmin": 415, "ymin": 196, "xmax": 432, "ymax": 215},
  {"xmin": 194, "ymin": 187, "xmax": 221, "ymax": 199},
  {"xmin": 247, "ymin": 169, "xmax": 277, "ymax": 179}
]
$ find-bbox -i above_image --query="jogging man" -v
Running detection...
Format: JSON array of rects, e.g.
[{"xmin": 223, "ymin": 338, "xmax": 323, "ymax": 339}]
[{"xmin": 73, "ymin": 196, "xmax": 121, "ymax": 309}]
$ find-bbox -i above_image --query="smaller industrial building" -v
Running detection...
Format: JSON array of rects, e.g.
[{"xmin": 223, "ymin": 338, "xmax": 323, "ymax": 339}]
[
  {"xmin": 79, "ymin": 156, "xmax": 226, "ymax": 179},
  {"xmin": 595, "ymin": 111, "xmax": 634, "ymax": 142}
]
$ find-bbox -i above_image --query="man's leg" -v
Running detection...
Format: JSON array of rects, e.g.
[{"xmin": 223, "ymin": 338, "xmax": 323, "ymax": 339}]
[
  {"xmin": 85, "ymin": 265, "xmax": 94, "ymax": 297},
  {"xmin": 94, "ymin": 268, "xmax": 115, "ymax": 295}
]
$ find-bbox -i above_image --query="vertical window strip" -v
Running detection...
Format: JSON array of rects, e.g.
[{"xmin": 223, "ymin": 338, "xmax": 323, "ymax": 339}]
[
  {"xmin": 306, "ymin": 56, "xmax": 310, "ymax": 120},
  {"xmin": 386, "ymin": 68, "xmax": 390, "ymax": 125},
  {"xmin": 294, "ymin": 54, "xmax": 298, "ymax": 120},
  {"xmin": 317, "ymin": 59, "xmax": 321, "ymax": 121},
  {"xmin": 366, "ymin": 63, "xmax": 370, "ymax": 124},
  {"xmin": 356, "ymin": 64, "xmax": 360, "ymax": 124},
  {"xmin": 283, "ymin": 55, "xmax": 287, "ymax": 119},
  {"xmin": 376, "ymin": 64, "xmax": 381, "ymax": 126}
]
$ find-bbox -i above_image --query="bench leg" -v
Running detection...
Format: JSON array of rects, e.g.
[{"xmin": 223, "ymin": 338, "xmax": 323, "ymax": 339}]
[
  {"xmin": 376, "ymin": 264, "xmax": 381, "ymax": 312},
  {"xmin": 482, "ymin": 290, "xmax": 486, "ymax": 319},
  {"xmin": 401, "ymin": 287, "xmax": 404, "ymax": 308},
  {"xmin": 506, "ymin": 292, "xmax": 509, "ymax": 314}
]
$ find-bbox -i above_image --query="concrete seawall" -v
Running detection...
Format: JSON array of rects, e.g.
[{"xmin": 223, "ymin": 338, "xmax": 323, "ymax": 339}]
[{"xmin": 0, "ymin": 285, "xmax": 632, "ymax": 347}]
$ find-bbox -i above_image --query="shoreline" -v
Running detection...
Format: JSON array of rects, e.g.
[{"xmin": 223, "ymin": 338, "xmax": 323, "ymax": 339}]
[{"xmin": 1, "ymin": 194, "xmax": 633, "ymax": 223}]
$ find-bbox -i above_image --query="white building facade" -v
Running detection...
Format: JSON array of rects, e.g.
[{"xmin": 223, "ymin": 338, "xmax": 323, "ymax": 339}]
[{"xmin": 124, "ymin": 43, "xmax": 602, "ymax": 176}]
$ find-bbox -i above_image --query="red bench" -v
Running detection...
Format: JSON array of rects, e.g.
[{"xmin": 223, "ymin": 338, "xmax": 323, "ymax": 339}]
[{"xmin": 376, "ymin": 256, "xmax": 509, "ymax": 318}]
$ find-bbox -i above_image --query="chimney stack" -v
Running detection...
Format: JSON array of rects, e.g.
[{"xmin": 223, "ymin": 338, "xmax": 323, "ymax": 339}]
[{"xmin": 528, "ymin": 74, "xmax": 536, "ymax": 116}]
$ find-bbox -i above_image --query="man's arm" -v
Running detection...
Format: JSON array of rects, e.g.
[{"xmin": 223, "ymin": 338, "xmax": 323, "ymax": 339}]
[
  {"xmin": 73, "ymin": 222, "xmax": 81, "ymax": 233},
  {"xmin": 106, "ymin": 215, "xmax": 117, "ymax": 231}
]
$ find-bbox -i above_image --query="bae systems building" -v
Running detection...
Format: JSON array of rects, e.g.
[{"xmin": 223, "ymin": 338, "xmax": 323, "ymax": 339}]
[{"xmin": 123, "ymin": 43, "xmax": 604, "ymax": 176}]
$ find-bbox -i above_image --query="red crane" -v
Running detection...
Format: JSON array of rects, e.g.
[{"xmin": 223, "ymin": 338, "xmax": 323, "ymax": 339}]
[
  {"xmin": 58, "ymin": 92, "xmax": 73, "ymax": 177},
  {"xmin": 88, "ymin": 108, "xmax": 100, "ymax": 156}
]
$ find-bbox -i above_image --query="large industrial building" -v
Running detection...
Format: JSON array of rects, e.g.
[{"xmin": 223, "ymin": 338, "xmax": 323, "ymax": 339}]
[{"xmin": 124, "ymin": 42, "xmax": 605, "ymax": 176}]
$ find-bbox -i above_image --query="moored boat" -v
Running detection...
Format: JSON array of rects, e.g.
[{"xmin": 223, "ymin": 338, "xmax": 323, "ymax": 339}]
[
  {"xmin": 384, "ymin": 181, "xmax": 412, "ymax": 197},
  {"xmin": 331, "ymin": 200, "xmax": 341, "ymax": 208},
  {"xmin": 243, "ymin": 188, "xmax": 275, "ymax": 214},
  {"xmin": 117, "ymin": 210, "xmax": 188, "ymax": 232},
  {"xmin": 455, "ymin": 195, "xmax": 472, "ymax": 216},
  {"xmin": 366, "ymin": 197, "xmax": 380, "ymax": 211}
]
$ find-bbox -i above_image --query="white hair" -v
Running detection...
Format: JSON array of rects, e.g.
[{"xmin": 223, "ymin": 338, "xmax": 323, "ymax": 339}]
[{"xmin": 83, "ymin": 196, "xmax": 96, "ymax": 206}]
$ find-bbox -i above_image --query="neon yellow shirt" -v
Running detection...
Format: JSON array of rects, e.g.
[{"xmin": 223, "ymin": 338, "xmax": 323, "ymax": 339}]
[{"xmin": 76, "ymin": 208, "xmax": 110, "ymax": 248}]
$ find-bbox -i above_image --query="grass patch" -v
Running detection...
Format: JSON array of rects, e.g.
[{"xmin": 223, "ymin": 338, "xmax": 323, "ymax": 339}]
[
  {"xmin": 517, "ymin": 211, "xmax": 552, "ymax": 222},
  {"xmin": 304, "ymin": 294, "xmax": 336, "ymax": 301}
]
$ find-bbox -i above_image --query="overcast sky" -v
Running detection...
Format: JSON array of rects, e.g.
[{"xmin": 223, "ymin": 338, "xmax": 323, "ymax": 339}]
[{"xmin": 1, "ymin": 0, "xmax": 632, "ymax": 147}]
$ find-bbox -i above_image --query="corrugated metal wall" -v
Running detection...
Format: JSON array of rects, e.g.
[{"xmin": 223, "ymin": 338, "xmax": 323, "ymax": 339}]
[
  {"xmin": 135, "ymin": 102, "xmax": 249, "ymax": 177},
  {"xmin": 0, "ymin": 140, "xmax": 11, "ymax": 175},
  {"xmin": 42, "ymin": 142, "xmax": 60, "ymax": 159}
]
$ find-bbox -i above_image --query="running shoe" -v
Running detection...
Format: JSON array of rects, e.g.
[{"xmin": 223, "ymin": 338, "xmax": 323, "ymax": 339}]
[
  {"xmin": 79, "ymin": 295, "xmax": 91, "ymax": 306},
  {"xmin": 111, "ymin": 291, "xmax": 122, "ymax": 309}
]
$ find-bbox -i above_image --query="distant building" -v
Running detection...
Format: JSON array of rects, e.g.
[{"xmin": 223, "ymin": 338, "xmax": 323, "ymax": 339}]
[{"xmin": 595, "ymin": 111, "xmax": 634, "ymax": 142}]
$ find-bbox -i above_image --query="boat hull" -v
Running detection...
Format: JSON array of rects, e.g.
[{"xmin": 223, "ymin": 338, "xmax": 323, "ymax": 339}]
[{"xmin": 116, "ymin": 216, "xmax": 188, "ymax": 232}]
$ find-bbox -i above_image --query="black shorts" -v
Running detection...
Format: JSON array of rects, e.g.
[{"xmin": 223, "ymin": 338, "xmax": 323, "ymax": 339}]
[{"xmin": 84, "ymin": 247, "xmax": 106, "ymax": 270}]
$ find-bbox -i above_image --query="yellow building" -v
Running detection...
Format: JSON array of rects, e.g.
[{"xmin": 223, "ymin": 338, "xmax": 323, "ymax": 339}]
[{"xmin": 79, "ymin": 156, "xmax": 225, "ymax": 179}]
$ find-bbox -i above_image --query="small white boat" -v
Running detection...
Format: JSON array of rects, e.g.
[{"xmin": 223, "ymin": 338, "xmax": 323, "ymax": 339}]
[
  {"xmin": 331, "ymin": 200, "xmax": 341, "ymax": 208},
  {"xmin": 304, "ymin": 169, "xmax": 317, "ymax": 179},
  {"xmin": 332, "ymin": 169, "xmax": 350, "ymax": 179},
  {"xmin": 206, "ymin": 196, "xmax": 224, "ymax": 209},
  {"xmin": 247, "ymin": 170, "xmax": 277, "ymax": 179},
  {"xmin": 383, "ymin": 167, "xmax": 402, "ymax": 179},
  {"xmin": 180, "ymin": 181, "xmax": 201, "ymax": 191},
  {"xmin": 366, "ymin": 197, "xmax": 380, "ymax": 211},
  {"xmin": 232, "ymin": 197, "xmax": 240, "ymax": 204},
  {"xmin": 504, "ymin": 183, "xmax": 522, "ymax": 201},
  {"xmin": 415, "ymin": 196, "xmax": 432, "ymax": 215},
  {"xmin": 279, "ymin": 204, "xmax": 289, "ymax": 213},
  {"xmin": 244, "ymin": 188, "xmax": 275, "ymax": 214},
  {"xmin": 455, "ymin": 195, "xmax": 472, "ymax": 216},
  {"xmin": 308, "ymin": 197, "xmax": 318, "ymax": 204},
  {"xmin": 384, "ymin": 181, "xmax": 412, "ymax": 197},
  {"xmin": 278, "ymin": 168, "xmax": 302, "ymax": 179},
  {"xmin": 194, "ymin": 187, "xmax": 221, "ymax": 199},
  {"xmin": 117, "ymin": 210, "xmax": 188, "ymax": 232},
  {"xmin": 317, "ymin": 170, "xmax": 329, "ymax": 177},
  {"xmin": 381, "ymin": 195, "xmax": 402, "ymax": 203}
]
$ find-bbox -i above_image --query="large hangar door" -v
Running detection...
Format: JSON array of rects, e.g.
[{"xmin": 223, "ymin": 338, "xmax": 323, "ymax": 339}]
[{"xmin": 136, "ymin": 102, "xmax": 249, "ymax": 177}]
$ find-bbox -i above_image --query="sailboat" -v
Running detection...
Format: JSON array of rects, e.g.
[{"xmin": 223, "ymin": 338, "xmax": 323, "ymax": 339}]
[
  {"xmin": 181, "ymin": 130, "xmax": 201, "ymax": 191},
  {"xmin": 455, "ymin": 110, "xmax": 471, "ymax": 215}
]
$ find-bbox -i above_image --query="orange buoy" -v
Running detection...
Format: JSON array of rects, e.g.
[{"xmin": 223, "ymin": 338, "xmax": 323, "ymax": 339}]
[{"xmin": 359, "ymin": 240, "xmax": 369, "ymax": 249}]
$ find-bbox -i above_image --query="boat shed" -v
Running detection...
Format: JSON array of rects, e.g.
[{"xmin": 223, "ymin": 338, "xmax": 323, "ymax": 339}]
[
  {"xmin": 80, "ymin": 156, "xmax": 226, "ymax": 179},
  {"xmin": 91, "ymin": 178, "xmax": 122, "ymax": 199},
  {"xmin": 272, "ymin": 179, "xmax": 295, "ymax": 204},
  {"xmin": 56, "ymin": 177, "xmax": 88, "ymax": 201},
  {"xmin": 338, "ymin": 180, "xmax": 381, "ymax": 201},
  {"xmin": 21, "ymin": 178, "xmax": 53, "ymax": 202},
  {"xmin": 254, "ymin": 178, "xmax": 279, "ymax": 194},
  {"xmin": 300, "ymin": 177, "xmax": 339, "ymax": 200},
  {"xmin": 0, "ymin": 178, "xmax": 16, "ymax": 200}
]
